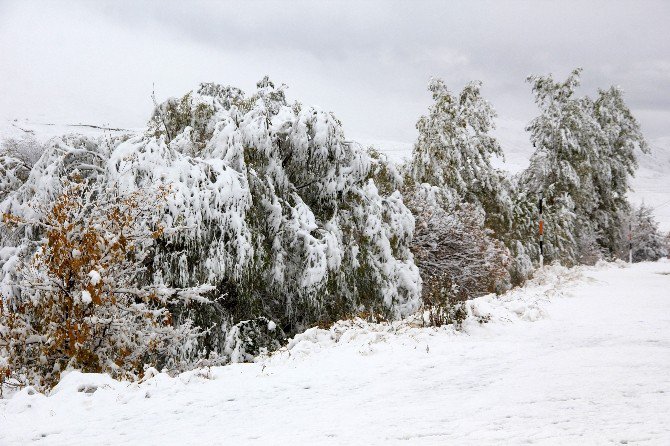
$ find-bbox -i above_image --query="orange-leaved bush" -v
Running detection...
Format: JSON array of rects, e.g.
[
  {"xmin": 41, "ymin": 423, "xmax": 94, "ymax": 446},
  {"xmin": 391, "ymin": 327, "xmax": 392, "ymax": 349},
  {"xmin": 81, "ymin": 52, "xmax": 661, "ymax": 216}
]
[{"xmin": 0, "ymin": 179, "xmax": 213, "ymax": 390}]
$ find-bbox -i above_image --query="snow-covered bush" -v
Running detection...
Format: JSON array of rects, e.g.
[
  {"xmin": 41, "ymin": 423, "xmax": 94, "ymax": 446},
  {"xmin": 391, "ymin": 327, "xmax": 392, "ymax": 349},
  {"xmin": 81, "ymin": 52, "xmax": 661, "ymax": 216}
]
[
  {"xmin": 223, "ymin": 317, "xmax": 285, "ymax": 363},
  {"xmin": 0, "ymin": 77, "xmax": 422, "ymax": 380},
  {"xmin": 148, "ymin": 91, "xmax": 216, "ymax": 154},
  {"xmin": 0, "ymin": 180, "xmax": 212, "ymax": 390},
  {"xmin": 1, "ymin": 135, "xmax": 45, "ymax": 166},
  {"xmin": 0, "ymin": 155, "xmax": 31, "ymax": 202},
  {"xmin": 0, "ymin": 136, "xmax": 44, "ymax": 202},
  {"xmin": 619, "ymin": 204, "xmax": 667, "ymax": 262},
  {"xmin": 405, "ymin": 185, "xmax": 509, "ymax": 326}
]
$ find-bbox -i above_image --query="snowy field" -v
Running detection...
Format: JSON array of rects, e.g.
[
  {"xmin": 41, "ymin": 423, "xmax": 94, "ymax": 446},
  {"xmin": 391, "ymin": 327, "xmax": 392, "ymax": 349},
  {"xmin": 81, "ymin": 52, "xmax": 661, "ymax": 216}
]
[{"xmin": 1, "ymin": 261, "xmax": 669, "ymax": 445}]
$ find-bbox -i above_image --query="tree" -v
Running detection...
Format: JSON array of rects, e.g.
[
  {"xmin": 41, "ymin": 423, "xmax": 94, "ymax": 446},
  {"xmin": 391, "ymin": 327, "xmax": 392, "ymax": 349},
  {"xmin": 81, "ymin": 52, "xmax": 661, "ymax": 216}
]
[
  {"xmin": 621, "ymin": 204, "xmax": 667, "ymax": 262},
  {"xmin": 142, "ymin": 78, "xmax": 421, "ymax": 338},
  {"xmin": 592, "ymin": 87, "xmax": 648, "ymax": 256},
  {"xmin": 521, "ymin": 69, "xmax": 648, "ymax": 264},
  {"xmin": 410, "ymin": 79, "xmax": 511, "ymax": 234},
  {"xmin": 406, "ymin": 78, "xmax": 511, "ymax": 305},
  {"xmin": 521, "ymin": 68, "xmax": 600, "ymax": 264},
  {"xmin": 1, "ymin": 180, "xmax": 213, "ymax": 390}
]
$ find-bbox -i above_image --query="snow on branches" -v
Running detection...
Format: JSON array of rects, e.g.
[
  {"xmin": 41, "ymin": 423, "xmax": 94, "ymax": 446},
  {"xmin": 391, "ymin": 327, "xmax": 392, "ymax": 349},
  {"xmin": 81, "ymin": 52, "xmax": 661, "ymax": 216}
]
[
  {"xmin": 0, "ymin": 180, "xmax": 212, "ymax": 390},
  {"xmin": 405, "ymin": 185, "xmax": 509, "ymax": 326},
  {"xmin": 521, "ymin": 69, "xmax": 648, "ymax": 264},
  {"xmin": 0, "ymin": 77, "xmax": 422, "ymax": 389},
  {"xmin": 406, "ymin": 78, "xmax": 511, "ymax": 311}
]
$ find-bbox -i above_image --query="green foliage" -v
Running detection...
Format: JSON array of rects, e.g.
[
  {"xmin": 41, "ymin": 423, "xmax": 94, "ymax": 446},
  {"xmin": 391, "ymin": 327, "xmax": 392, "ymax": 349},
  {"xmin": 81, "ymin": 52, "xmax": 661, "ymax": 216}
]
[
  {"xmin": 224, "ymin": 317, "xmax": 286, "ymax": 363},
  {"xmin": 408, "ymin": 78, "xmax": 512, "ymax": 300},
  {"xmin": 520, "ymin": 68, "xmax": 648, "ymax": 265},
  {"xmin": 139, "ymin": 78, "xmax": 422, "ymax": 354},
  {"xmin": 149, "ymin": 92, "xmax": 216, "ymax": 151}
]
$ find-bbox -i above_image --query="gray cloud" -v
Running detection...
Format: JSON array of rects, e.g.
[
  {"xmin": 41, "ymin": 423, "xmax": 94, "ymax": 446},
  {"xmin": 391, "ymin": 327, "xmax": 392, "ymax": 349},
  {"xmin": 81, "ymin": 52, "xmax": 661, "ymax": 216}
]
[{"xmin": 1, "ymin": 0, "xmax": 669, "ymax": 144}]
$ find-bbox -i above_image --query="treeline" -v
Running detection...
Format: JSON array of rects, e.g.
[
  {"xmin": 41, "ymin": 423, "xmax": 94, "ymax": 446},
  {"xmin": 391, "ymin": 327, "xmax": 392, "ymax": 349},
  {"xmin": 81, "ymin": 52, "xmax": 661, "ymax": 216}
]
[{"xmin": 0, "ymin": 71, "xmax": 666, "ymax": 391}]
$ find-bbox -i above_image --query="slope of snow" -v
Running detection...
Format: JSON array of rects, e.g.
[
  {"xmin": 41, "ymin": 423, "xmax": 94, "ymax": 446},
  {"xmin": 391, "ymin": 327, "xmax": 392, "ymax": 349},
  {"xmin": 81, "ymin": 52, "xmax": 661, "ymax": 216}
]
[
  {"xmin": 2, "ymin": 261, "xmax": 669, "ymax": 445},
  {"xmin": 0, "ymin": 118, "xmax": 136, "ymax": 143},
  {"xmin": 631, "ymin": 137, "xmax": 670, "ymax": 232}
]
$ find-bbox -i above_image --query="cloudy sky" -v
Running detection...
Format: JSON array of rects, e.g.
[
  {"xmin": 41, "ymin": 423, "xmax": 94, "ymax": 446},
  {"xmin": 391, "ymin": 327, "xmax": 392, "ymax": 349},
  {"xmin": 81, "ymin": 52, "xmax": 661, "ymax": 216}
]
[{"xmin": 1, "ymin": 0, "xmax": 669, "ymax": 148}]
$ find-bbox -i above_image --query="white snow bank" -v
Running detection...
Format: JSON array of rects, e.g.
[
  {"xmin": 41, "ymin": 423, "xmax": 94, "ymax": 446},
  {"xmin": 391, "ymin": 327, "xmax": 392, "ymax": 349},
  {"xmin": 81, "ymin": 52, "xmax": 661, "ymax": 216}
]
[{"xmin": 265, "ymin": 263, "xmax": 583, "ymax": 364}]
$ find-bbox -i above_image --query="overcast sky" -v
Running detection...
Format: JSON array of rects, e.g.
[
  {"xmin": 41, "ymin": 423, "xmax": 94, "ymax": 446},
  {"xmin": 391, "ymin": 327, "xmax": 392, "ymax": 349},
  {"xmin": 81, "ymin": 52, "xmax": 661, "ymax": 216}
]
[{"xmin": 1, "ymin": 0, "xmax": 669, "ymax": 147}]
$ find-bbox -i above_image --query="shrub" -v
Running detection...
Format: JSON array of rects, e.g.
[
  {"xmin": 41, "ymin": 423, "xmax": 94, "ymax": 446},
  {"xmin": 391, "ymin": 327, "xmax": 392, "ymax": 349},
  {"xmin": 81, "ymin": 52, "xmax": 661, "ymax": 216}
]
[
  {"xmin": 0, "ymin": 180, "xmax": 212, "ymax": 390},
  {"xmin": 223, "ymin": 317, "xmax": 285, "ymax": 363},
  {"xmin": 406, "ymin": 185, "xmax": 509, "ymax": 326},
  {"xmin": 1, "ymin": 78, "xmax": 422, "ymax": 378}
]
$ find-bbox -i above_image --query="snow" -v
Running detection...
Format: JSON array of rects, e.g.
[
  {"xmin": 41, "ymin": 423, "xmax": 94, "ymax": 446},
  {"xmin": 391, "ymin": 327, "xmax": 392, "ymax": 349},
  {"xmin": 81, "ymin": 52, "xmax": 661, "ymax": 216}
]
[
  {"xmin": 2, "ymin": 261, "xmax": 669, "ymax": 445},
  {"xmin": 361, "ymin": 124, "xmax": 670, "ymax": 233},
  {"xmin": 79, "ymin": 290, "xmax": 92, "ymax": 305},
  {"xmin": 631, "ymin": 137, "xmax": 670, "ymax": 232},
  {"xmin": 0, "ymin": 119, "xmax": 136, "ymax": 143},
  {"xmin": 87, "ymin": 270, "xmax": 101, "ymax": 286}
]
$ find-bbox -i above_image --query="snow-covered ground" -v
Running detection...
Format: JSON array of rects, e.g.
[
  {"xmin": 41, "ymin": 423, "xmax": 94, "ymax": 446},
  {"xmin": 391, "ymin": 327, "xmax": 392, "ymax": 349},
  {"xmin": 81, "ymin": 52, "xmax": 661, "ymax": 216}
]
[{"xmin": 2, "ymin": 261, "xmax": 669, "ymax": 445}]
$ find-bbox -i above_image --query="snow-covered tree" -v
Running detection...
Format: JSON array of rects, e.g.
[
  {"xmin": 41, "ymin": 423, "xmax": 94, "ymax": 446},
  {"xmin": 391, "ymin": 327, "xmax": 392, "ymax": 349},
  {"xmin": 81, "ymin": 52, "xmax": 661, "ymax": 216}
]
[
  {"xmin": 620, "ymin": 204, "xmax": 667, "ymax": 262},
  {"xmin": 521, "ymin": 69, "xmax": 600, "ymax": 264},
  {"xmin": 406, "ymin": 78, "xmax": 512, "ymax": 300},
  {"xmin": 142, "ymin": 78, "xmax": 421, "ymax": 338},
  {"xmin": 409, "ymin": 79, "xmax": 511, "ymax": 234},
  {"xmin": 1, "ymin": 180, "xmax": 212, "ymax": 390},
  {"xmin": 0, "ymin": 77, "xmax": 422, "ymax": 373},
  {"xmin": 592, "ymin": 86, "xmax": 648, "ymax": 256},
  {"xmin": 521, "ymin": 69, "xmax": 648, "ymax": 264}
]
